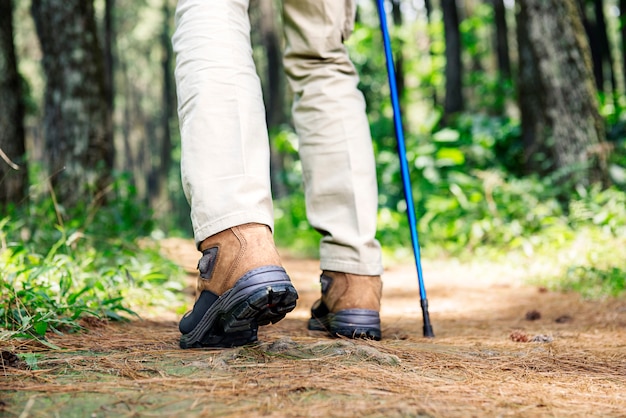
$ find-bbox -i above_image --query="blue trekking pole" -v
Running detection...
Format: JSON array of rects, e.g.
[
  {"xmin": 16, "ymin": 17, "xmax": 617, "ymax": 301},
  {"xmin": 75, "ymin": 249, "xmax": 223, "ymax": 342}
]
[{"xmin": 375, "ymin": 0, "xmax": 434, "ymax": 338}]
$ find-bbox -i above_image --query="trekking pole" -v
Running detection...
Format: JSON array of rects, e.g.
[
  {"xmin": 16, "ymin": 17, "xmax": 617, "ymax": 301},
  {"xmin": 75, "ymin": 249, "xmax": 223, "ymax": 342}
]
[{"xmin": 375, "ymin": 0, "xmax": 434, "ymax": 338}]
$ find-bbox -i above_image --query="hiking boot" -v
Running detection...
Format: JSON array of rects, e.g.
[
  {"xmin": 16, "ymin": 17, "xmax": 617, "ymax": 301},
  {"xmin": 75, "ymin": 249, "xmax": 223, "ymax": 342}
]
[
  {"xmin": 179, "ymin": 223, "xmax": 298, "ymax": 348},
  {"xmin": 308, "ymin": 271, "xmax": 382, "ymax": 340}
]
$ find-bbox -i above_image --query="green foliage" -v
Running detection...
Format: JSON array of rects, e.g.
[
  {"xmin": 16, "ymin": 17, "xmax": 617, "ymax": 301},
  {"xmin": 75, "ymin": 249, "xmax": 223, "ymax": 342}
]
[
  {"xmin": 561, "ymin": 266, "xmax": 625, "ymax": 299},
  {"xmin": 0, "ymin": 179, "xmax": 185, "ymax": 345},
  {"xmin": 273, "ymin": 193, "xmax": 320, "ymax": 259},
  {"xmin": 569, "ymin": 185, "xmax": 626, "ymax": 235},
  {"xmin": 270, "ymin": 97, "xmax": 626, "ymax": 303}
]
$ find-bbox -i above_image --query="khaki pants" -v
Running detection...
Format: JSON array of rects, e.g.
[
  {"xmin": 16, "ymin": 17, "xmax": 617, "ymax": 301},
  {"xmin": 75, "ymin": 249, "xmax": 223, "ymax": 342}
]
[{"xmin": 173, "ymin": 0, "xmax": 382, "ymax": 276}]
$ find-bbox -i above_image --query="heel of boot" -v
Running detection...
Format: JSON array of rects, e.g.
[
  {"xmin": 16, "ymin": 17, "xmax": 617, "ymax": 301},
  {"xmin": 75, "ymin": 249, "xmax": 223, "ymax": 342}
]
[
  {"xmin": 179, "ymin": 266, "xmax": 298, "ymax": 348},
  {"xmin": 330, "ymin": 309, "xmax": 381, "ymax": 340}
]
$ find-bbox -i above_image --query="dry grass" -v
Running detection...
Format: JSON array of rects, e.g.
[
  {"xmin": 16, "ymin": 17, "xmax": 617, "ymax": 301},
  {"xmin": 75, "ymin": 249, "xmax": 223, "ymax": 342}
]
[{"xmin": 1, "ymin": 239, "xmax": 625, "ymax": 417}]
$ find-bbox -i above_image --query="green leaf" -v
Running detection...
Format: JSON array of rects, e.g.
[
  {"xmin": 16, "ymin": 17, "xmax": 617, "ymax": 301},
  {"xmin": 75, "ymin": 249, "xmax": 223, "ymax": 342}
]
[
  {"xmin": 33, "ymin": 321, "xmax": 48, "ymax": 336},
  {"xmin": 435, "ymin": 148, "xmax": 465, "ymax": 166},
  {"xmin": 67, "ymin": 286, "xmax": 90, "ymax": 305},
  {"xmin": 433, "ymin": 128, "xmax": 460, "ymax": 142},
  {"xmin": 19, "ymin": 353, "xmax": 41, "ymax": 369}
]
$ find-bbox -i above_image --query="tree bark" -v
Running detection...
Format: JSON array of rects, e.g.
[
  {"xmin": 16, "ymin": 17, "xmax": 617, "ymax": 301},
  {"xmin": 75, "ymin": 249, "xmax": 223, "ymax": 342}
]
[
  {"xmin": 31, "ymin": 0, "xmax": 114, "ymax": 208},
  {"xmin": 104, "ymin": 0, "xmax": 115, "ymax": 115},
  {"xmin": 492, "ymin": 0, "xmax": 511, "ymax": 80},
  {"xmin": 423, "ymin": 0, "xmax": 438, "ymax": 107},
  {"xmin": 250, "ymin": 0, "xmax": 289, "ymax": 198},
  {"xmin": 592, "ymin": 0, "xmax": 617, "ymax": 97},
  {"xmin": 0, "ymin": 0, "xmax": 27, "ymax": 210},
  {"xmin": 578, "ymin": 0, "xmax": 617, "ymax": 97},
  {"xmin": 391, "ymin": 0, "xmax": 405, "ymax": 104},
  {"xmin": 149, "ymin": 0, "xmax": 175, "ymax": 213},
  {"xmin": 621, "ymin": 0, "xmax": 626, "ymax": 96},
  {"xmin": 442, "ymin": 0, "xmax": 464, "ymax": 119},
  {"xmin": 517, "ymin": 0, "xmax": 609, "ymax": 186},
  {"xmin": 256, "ymin": 0, "xmax": 285, "ymax": 130}
]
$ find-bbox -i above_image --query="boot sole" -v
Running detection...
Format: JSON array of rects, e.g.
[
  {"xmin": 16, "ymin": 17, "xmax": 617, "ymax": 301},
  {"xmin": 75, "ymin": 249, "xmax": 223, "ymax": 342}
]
[
  {"xmin": 180, "ymin": 266, "xmax": 298, "ymax": 349},
  {"xmin": 308, "ymin": 309, "xmax": 381, "ymax": 341}
]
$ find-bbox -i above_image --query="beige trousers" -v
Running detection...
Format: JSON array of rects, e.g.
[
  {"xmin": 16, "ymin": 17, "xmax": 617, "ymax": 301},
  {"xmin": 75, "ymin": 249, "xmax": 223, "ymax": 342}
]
[{"xmin": 173, "ymin": 0, "xmax": 383, "ymax": 276}]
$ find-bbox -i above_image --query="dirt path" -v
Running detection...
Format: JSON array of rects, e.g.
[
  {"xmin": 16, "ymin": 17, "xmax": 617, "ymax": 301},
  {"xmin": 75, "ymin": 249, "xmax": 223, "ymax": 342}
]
[{"xmin": 2, "ymin": 238, "xmax": 626, "ymax": 417}]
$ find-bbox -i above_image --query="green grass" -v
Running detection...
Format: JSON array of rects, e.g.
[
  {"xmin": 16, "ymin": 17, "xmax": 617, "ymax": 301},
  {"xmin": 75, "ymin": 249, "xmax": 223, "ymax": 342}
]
[{"xmin": 0, "ymin": 194, "xmax": 186, "ymax": 346}]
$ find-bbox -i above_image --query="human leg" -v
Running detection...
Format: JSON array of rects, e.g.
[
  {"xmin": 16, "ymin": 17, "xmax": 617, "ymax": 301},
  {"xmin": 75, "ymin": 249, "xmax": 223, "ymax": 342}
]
[
  {"xmin": 282, "ymin": 0, "xmax": 383, "ymax": 339},
  {"xmin": 173, "ymin": 0, "xmax": 297, "ymax": 348},
  {"xmin": 174, "ymin": 0, "xmax": 274, "ymax": 244}
]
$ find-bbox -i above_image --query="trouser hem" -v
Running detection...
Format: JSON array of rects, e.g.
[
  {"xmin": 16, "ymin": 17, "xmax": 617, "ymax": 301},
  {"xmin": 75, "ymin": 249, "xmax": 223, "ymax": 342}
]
[
  {"xmin": 320, "ymin": 260, "xmax": 384, "ymax": 277},
  {"xmin": 193, "ymin": 212, "xmax": 275, "ymax": 249}
]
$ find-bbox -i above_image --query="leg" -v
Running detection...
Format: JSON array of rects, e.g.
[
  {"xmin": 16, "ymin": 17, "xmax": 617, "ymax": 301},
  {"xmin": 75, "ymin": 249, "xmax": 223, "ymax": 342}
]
[
  {"xmin": 282, "ymin": 0, "xmax": 384, "ymax": 339},
  {"xmin": 173, "ymin": 0, "xmax": 297, "ymax": 348},
  {"xmin": 173, "ymin": 0, "xmax": 273, "ymax": 246},
  {"xmin": 282, "ymin": 0, "xmax": 383, "ymax": 276}
]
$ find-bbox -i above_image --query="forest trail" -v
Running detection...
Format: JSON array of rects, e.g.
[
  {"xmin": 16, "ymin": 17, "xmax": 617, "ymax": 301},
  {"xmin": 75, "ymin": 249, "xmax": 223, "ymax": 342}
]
[{"xmin": 1, "ymin": 238, "xmax": 626, "ymax": 417}]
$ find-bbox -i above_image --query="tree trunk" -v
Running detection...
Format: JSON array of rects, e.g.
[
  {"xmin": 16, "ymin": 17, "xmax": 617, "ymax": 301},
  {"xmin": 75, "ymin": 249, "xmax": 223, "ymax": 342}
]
[
  {"xmin": 516, "ymin": 0, "xmax": 609, "ymax": 186},
  {"xmin": 492, "ymin": 0, "xmax": 511, "ymax": 80},
  {"xmin": 251, "ymin": 0, "xmax": 289, "ymax": 198},
  {"xmin": 0, "ymin": 0, "xmax": 27, "ymax": 209},
  {"xmin": 256, "ymin": 0, "xmax": 285, "ymax": 130},
  {"xmin": 31, "ymin": 0, "xmax": 114, "ymax": 208},
  {"xmin": 150, "ymin": 0, "xmax": 175, "ymax": 214},
  {"xmin": 442, "ymin": 0, "xmax": 464, "ymax": 119},
  {"xmin": 104, "ymin": 0, "xmax": 115, "ymax": 114},
  {"xmin": 578, "ymin": 0, "xmax": 605, "ymax": 91},
  {"xmin": 619, "ymin": 0, "xmax": 626, "ymax": 95},
  {"xmin": 593, "ymin": 0, "xmax": 617, "ymax": 97},
  {"xmin": 423, "ymin": 0, "xmax": 438, "ymax": 107},
  {"xmin": 391, "ymin": 0, "xmax": 405, "ymax": 104}
]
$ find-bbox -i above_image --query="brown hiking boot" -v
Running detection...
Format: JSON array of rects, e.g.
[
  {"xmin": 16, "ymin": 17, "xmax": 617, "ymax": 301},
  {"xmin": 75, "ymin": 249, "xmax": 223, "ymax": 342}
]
[
  {"xmin": 308, "ymin": 271, "xmax": 382, "ymax": 340},
  {"xmin": 179, "ymin": 223, "xmax": 298, "ymax": 348}
]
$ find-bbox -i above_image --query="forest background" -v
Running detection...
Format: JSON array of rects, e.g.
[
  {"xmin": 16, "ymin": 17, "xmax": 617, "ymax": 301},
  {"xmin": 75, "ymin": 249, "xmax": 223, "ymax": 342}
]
[{"xmin": 0, "ymin": 0, "xmax": 625, "ymax": 342}]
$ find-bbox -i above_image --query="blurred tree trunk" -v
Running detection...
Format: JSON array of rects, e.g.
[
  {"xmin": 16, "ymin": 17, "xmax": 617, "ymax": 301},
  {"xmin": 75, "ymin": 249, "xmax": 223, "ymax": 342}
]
[
  {"xmin": 389, "ymin": 0, "xmax": 409, "ymax": 133},
  {"xmin": 578, "ymin": 0, "xmax": 616, "ymax": 96},
  {"xmin": 592, "ymin": 0, "xmax": 617, "ymax": 97},
  {"xmin": 492, "ymin": 0, "xmax": 511, "ymax": 80},
  {"xmin": 620, "ymin": 0, "xmax": 626, "ymax": 95},
  {"xmin": 31, "ymin": 0, "xmax": 114, "ymax": 208},
  {"xmin": 390, "ymin": 0, "xmax": 405, "ymax": 104},
  {"xmin": 577, "ymin": 0, "xmax": 604, "ymax": 90},
  {"xmin": 517, "ymin": 0, "xmax": 609, "ymax": 186},
  {"xmin": 251, "ymin": 0, "xmax": 289, "ymax": 198},
  {"xmin": 256, "ymin": 0, "xmax": 285, "ymax": 130},
  {"xmin": 0, "ymin": 0, "xmax": 27, "ymax": 209},
  {"xmin": 104, "ymin": 0, "xmax": 115, "ymax": 114},
  {"xmin": 424, "ymin": 0, "xmax": 438, "ymax": 107},
  {"xmin": 442, "ymin": 0, "xmax": 464, "ymax": 119},
  {"xmin": 149, "ymin": 0, "xmax": 175, "ymax": 214}
]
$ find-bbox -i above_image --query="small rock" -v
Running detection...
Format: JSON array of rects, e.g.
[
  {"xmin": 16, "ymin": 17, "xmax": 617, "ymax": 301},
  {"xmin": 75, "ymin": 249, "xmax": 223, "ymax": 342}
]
[
  {"xmin": 531, "ymin": 334, "xmax": 554, "ymax": 343},
  {"xmin": 267, "ymin": 338, "xmax": 298, "ymax": 354}
]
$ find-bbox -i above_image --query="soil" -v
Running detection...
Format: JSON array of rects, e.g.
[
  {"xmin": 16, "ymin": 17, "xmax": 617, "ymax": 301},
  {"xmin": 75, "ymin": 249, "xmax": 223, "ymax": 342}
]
[{"xmin": 1, "ymin": 238, "xmax": 626, "ymax": 417}]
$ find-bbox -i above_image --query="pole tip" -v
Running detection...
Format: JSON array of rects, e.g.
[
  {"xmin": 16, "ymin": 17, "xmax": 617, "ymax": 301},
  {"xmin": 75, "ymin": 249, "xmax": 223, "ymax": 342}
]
[
  {"xmin": 420, "ymin": 298, "xmax": 434, "ymax": 338},
  {"xmin": 423, "ymin": 324, "xmax": 435, "ymax": 338}
]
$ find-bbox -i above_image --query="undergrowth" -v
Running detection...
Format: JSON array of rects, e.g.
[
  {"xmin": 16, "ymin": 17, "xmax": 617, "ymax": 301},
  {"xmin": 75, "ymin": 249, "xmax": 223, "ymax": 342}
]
[
  {"xmin": 0, "ymin": 183, "xmax": 185, "ymax": 347},
  {"xmin": 274, "ymin": 166, "xmax": 626, "ymax": 300},
  {"xmin": 274, "ymin": 110, "xmax": 626, "ymax": 299},
  {"xmin": 3, "ymin": 133, "xmax": 625, "ymax": 348}
]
